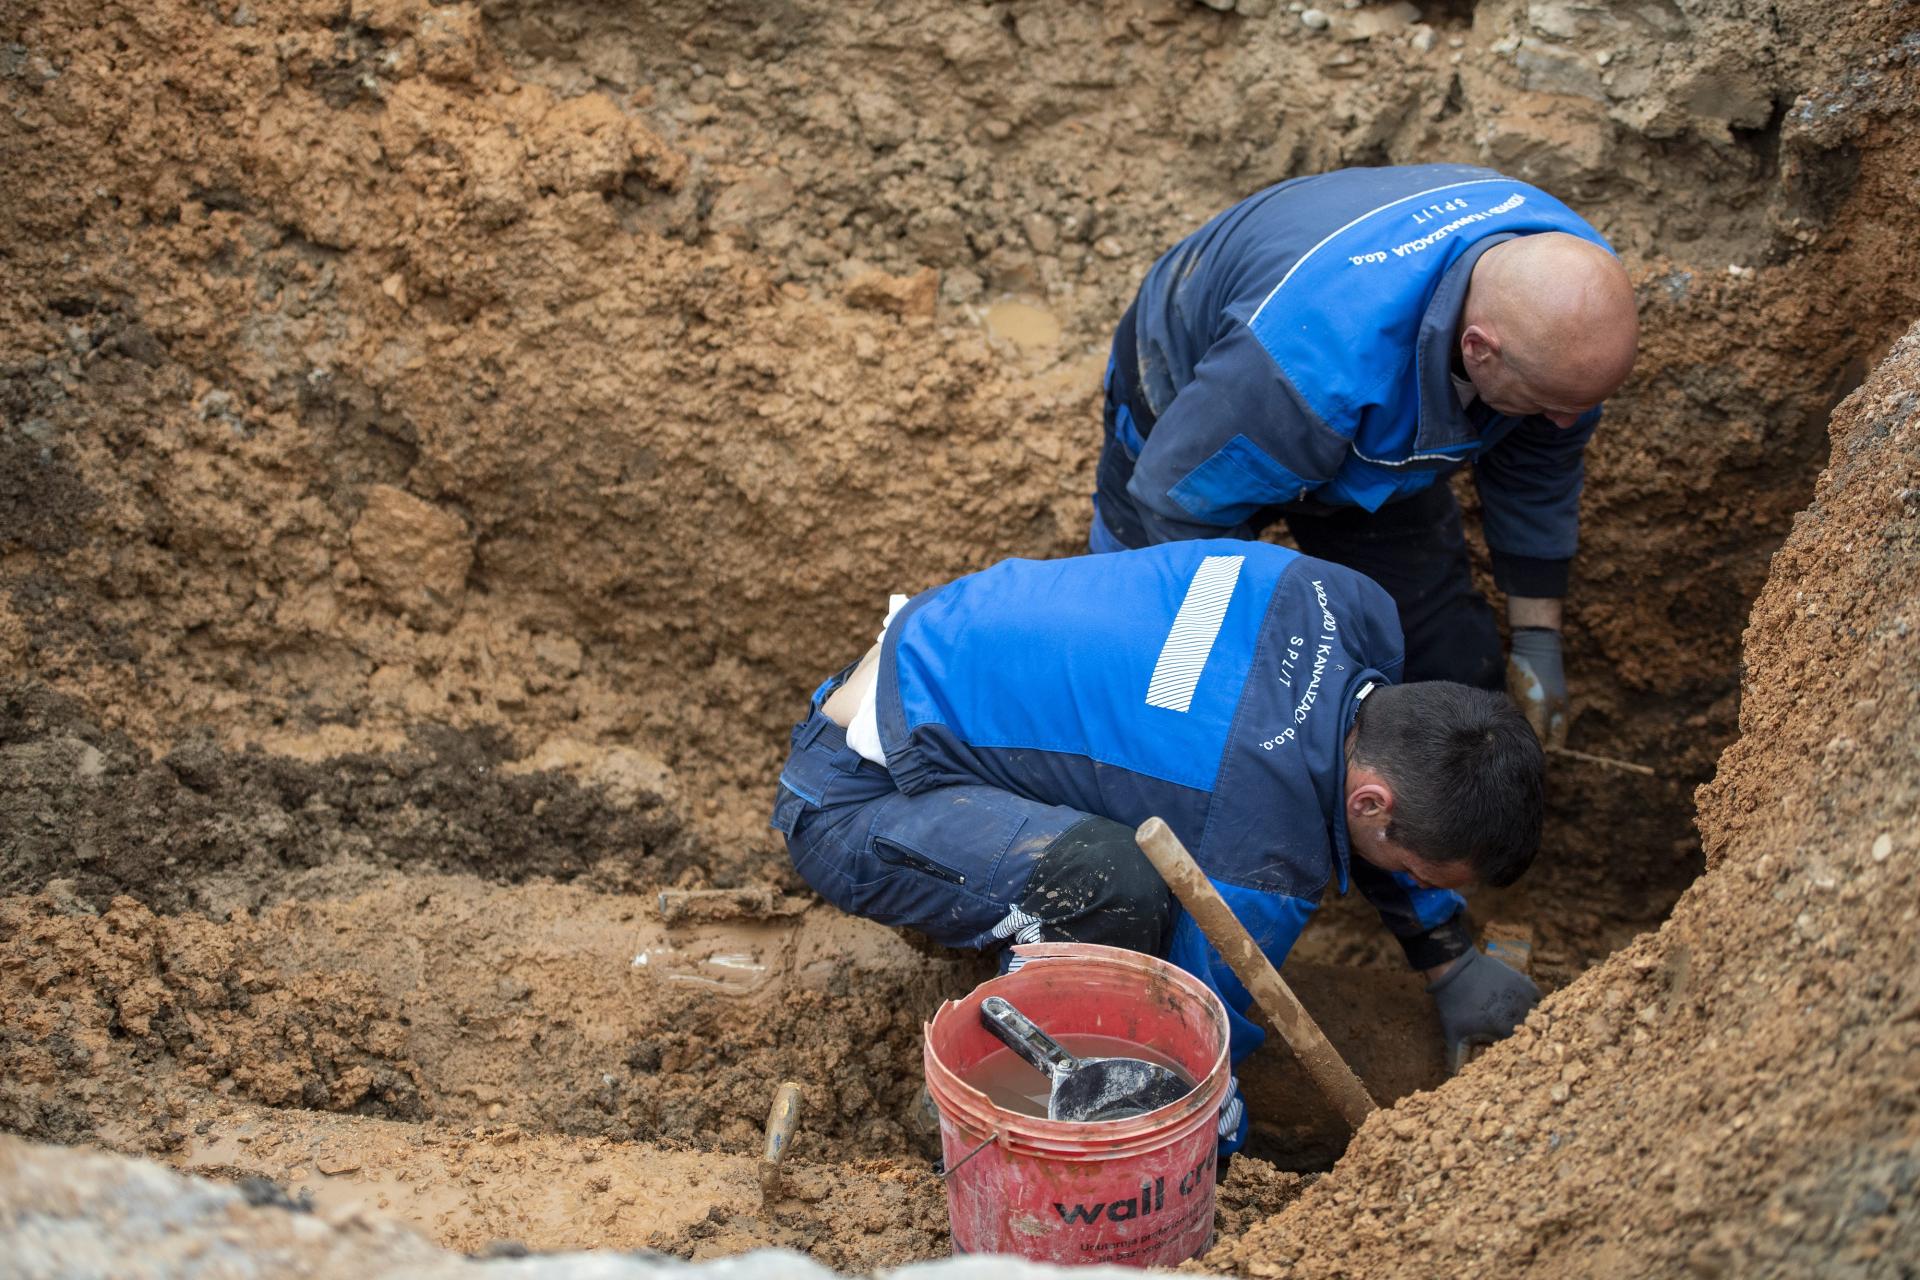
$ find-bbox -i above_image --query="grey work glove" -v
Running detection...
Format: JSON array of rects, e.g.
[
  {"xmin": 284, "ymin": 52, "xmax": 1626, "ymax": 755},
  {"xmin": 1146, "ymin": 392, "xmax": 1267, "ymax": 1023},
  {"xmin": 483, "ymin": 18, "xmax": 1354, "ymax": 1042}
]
[
  {"xmin": 1506, "ymin": 626, "xmax": 1568, "ymax": 749},
  {"xmin": 1428, "ymin": 947, "xmax": 1542, "ymax": 1071}
]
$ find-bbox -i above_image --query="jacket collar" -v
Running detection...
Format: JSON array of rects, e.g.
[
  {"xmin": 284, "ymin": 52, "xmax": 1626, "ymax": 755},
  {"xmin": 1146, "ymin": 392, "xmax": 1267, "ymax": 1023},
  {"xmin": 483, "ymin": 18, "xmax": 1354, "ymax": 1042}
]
[
  {"xmin": 1329, "ymin": 676, "xmax": 1386, "ymax": 895},
  {"xmin": 1412, "ymin": 233, "xmax": 1518, "ymax": 456}
]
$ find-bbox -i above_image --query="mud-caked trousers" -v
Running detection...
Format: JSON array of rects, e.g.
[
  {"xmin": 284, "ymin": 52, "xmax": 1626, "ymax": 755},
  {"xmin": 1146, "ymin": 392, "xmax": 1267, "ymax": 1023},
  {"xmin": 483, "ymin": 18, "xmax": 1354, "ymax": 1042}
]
[{"xmin": 771, "ymin": 699, "xmax": 1173, "ymax": 965}]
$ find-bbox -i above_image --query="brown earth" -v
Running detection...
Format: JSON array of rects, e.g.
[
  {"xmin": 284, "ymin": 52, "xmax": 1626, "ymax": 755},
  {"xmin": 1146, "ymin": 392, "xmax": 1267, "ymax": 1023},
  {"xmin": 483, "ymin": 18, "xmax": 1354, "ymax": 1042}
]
[
  {"xmin": 3, "ymin": 0, "xmax": 1919, "ymax": 1272},
  {"xmin": 1202, "ymin": 316, "xmax": 1920, "ymax": 1280}
]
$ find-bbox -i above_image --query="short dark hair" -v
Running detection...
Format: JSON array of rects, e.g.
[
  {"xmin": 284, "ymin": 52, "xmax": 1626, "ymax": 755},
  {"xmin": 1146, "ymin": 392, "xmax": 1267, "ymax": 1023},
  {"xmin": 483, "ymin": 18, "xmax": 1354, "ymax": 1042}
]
[{"xmin": 1350, "ymin": 682, "xmax": 1545, "ymax": 887}]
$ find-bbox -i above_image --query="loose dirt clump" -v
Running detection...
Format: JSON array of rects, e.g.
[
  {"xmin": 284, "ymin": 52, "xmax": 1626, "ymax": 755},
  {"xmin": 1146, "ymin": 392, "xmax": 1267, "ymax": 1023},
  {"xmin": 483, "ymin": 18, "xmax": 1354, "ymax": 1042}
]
[{"xmin": 0, "ymin": 895, "xmax": 426, "ymax": 1149}]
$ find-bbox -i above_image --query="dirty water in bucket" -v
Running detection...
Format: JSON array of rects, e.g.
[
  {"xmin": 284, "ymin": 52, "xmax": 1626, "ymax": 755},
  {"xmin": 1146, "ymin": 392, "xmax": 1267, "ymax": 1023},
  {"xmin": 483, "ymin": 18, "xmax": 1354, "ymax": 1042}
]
[{"xmin": 965, "ymin": 1038, "xmax": 1195, "ymax": 1120}]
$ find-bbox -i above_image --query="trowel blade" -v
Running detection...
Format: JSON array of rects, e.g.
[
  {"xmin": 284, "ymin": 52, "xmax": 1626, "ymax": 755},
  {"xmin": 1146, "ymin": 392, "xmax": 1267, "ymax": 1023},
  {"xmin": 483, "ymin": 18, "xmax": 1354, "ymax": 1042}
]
[{"xmin": 1048, "ymin": 1056, "xmax": 1192, "ymax": 1123}]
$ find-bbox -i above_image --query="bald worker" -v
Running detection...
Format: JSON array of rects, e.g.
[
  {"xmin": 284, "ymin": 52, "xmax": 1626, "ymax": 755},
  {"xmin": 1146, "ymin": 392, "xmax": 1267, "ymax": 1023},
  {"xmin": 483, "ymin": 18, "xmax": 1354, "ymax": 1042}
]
[{"xmin": 1091, "ymin": 165, "xmax": 1638, "ymax": 745}]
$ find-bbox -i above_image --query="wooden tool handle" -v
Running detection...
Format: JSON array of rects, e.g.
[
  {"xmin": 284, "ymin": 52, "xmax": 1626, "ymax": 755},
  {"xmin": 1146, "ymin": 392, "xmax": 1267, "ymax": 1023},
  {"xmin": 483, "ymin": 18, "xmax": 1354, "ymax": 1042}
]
[
  {"xmin": 1135, "ymin": 817, "xmax": 1378, "ymax": 1129},
  {"xmin": 759, "ymin": 1080, "xmax": 804, "ymax": 1210},
  {"xmin": 762, "ymin": 1081, "xmax": 804, "ymax": 1166}
]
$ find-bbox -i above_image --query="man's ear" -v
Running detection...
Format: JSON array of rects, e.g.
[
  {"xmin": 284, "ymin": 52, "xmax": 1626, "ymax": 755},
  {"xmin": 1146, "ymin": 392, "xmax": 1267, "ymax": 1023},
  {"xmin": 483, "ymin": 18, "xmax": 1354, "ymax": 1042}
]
[
  {"xmin": 1347, "ymin": 778, "xmax": 1395, "ymax": 822},
  {"xmin": 1460, "ymin": 323, "xmax": 1498, "ymax": 370}
]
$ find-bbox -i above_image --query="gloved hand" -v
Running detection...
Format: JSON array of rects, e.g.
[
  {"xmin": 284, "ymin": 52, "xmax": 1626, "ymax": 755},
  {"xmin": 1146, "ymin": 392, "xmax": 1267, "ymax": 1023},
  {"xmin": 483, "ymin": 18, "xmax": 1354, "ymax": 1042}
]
[
  {"xmin": 1427, "ymin": 947, "xmax": 1542, "ymax": 1071},
  {"xmin": 1506, "ymin": 626, "xmax": 1568, "ymax": 748}
]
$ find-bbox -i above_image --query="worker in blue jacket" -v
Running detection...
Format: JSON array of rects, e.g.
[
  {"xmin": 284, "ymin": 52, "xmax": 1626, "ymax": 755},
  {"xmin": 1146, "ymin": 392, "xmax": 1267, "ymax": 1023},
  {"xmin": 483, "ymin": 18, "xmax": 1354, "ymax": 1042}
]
[
  {"xmin": 1091, "ymin": 164, "xmax": 1639, "ymax": 749},
  {"xmin": 772, "ymin": 541, "xmax": 1545, "ymax": 1153}
]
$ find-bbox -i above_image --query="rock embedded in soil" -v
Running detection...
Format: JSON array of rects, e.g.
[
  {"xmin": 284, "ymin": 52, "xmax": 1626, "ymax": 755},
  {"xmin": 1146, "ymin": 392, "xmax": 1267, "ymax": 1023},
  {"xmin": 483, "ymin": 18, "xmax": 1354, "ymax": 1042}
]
[
  {"xmin": 349, "ymin": 485, "xmax": 474, "ymax": 631},
  {"xmin": 843, "ymin": 267, "xmax": 939, "ymax": 320}
]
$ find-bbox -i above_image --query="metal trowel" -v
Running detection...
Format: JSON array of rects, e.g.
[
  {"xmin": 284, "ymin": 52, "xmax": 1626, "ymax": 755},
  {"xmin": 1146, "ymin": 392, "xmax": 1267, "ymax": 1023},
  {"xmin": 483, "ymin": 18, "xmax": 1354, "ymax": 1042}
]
[{"xmin": 978, "ymin": 995, "xmax": 1191, "ymax": 1122}]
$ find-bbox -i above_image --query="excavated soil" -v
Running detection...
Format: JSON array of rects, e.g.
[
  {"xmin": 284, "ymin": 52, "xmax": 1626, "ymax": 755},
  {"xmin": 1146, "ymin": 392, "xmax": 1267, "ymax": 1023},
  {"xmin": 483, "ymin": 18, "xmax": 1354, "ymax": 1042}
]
[
  {"xmin": 3, "ymin": 0, "xmax": 1919, "ymax": 1271},
  {"xmin": 1201, "ymin": 315, "xmax": 1920, "ymax": 1280}
]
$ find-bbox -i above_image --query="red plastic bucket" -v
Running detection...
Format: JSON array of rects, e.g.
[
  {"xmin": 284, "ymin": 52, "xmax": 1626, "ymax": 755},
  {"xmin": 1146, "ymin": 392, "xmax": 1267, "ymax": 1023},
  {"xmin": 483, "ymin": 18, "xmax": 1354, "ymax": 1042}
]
[{"xmin": 923, "ymin": 942, "xmax": 1231, "ymax": 1266}]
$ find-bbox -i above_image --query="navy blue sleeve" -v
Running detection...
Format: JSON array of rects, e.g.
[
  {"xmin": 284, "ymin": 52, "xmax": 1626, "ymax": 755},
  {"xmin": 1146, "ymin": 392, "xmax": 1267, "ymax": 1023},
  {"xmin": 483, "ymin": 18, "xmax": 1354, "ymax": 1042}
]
[
  {"xmin": 1472, "ymin": 407, "xmax": 1599, "ymax": 598},
  {"xmin": 1125, "ymin": 324, "xmax": 1352, "ymax": 545},
  {"xmin": 1349, "ymin": 859, "xmax": 1474, "ymax": 970}
]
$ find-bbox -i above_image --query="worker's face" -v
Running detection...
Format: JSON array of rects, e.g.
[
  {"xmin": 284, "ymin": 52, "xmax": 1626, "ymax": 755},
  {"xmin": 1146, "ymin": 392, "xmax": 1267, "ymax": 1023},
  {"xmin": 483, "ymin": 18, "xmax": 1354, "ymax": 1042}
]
[
  {"xmin": 1351, "ymin": 834, "xmax": 1477, "ymax": 892},
  {"xmin": 1459, "ymin": 328, "xmax": 1615, "ymax": 429},
  {"xmin": 1345, "ymin": 758, "xmax": 1478, "ymax": 890},
  {"xmin": 1465, "ymin": 354, "xmax": 1601, "ymax": 429}
]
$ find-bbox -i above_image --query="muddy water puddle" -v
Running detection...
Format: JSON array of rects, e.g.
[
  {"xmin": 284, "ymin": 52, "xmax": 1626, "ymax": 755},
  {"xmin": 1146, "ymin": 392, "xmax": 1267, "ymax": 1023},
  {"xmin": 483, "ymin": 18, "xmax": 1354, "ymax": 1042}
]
[
  {"xmin": 630, "ymin": 932, "xmax": 776, "ymax": 994},
  {"xmin": 981, "ymin": 298, "xmax": 1061, "ymax": 350}
]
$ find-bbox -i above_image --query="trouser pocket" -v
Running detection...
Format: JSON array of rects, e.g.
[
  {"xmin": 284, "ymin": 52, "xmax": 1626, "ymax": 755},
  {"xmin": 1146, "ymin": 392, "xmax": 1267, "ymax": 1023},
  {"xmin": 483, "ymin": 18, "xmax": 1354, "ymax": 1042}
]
[
  {"xmin": 872, "ymin": 836, "xmax": 968, "ymax": 886},
  {"xmin": 770, "ymin": 704, "xmax": 896, "ymax": 843},
  {"xmin": 770, "ymin": 783, "xmax": 810, "ymax": 836}
]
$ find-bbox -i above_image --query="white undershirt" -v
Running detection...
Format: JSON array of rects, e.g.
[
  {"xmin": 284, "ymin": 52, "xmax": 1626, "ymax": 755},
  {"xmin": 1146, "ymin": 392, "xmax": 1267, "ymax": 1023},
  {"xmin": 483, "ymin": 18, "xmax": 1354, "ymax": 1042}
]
[
  {"xmin": 1451, "ymin": 372, "xmax": 1477, "ymax": 408},
  {"xmin": 845, "ymin": 594, "xmax": 908, "ymax": 766}
]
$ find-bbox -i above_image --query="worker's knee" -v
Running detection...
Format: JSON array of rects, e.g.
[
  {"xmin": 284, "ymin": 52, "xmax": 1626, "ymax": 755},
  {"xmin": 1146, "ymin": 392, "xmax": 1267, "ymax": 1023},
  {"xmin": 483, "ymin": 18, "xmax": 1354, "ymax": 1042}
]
[{"xmin": 1018, "ymin": 817, "xmax": 1173, "ymax": 958}]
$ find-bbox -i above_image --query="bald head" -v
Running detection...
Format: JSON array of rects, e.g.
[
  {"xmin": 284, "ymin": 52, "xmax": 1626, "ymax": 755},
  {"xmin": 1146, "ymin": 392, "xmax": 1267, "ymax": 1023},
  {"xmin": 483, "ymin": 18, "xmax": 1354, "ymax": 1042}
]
[{"xmin": 1458, "ymin": 232, "xmax": 1638, "ymax": 426}]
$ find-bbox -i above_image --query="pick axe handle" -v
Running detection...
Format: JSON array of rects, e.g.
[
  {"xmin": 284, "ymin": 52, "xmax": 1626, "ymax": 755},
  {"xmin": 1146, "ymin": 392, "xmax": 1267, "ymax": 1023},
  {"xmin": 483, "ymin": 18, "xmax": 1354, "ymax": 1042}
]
[{"xmin": 1135, "ymin": 817, "xmax": 1378, "ymax": 1129}]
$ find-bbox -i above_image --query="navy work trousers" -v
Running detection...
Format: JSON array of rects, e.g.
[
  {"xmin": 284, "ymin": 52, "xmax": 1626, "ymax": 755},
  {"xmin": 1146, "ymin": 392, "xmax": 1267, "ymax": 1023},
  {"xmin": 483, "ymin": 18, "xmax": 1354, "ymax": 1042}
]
[{"xmin": 771, "ymin": 700, "xmax": 1171, "ymax": 960}]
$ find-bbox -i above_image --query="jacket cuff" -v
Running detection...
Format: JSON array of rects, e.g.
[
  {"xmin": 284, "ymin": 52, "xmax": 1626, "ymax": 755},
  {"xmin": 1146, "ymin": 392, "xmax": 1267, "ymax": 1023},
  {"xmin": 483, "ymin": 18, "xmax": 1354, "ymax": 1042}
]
[
  {"xmin": 1491, "ymin": 550, "xmax": 1572, "ymax": 598},
  {"xmin": 1397, "ymin": 912, "xmax": 1475, "ymax": 971}
]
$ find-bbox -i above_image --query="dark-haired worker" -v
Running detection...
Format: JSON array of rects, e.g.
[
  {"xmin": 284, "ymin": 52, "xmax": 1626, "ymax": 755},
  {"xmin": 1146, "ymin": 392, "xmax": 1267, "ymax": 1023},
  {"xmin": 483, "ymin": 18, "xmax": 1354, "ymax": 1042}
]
[{"xmin": 772, "ymin": 540, "xmax": 1544, "ymax": 1154}]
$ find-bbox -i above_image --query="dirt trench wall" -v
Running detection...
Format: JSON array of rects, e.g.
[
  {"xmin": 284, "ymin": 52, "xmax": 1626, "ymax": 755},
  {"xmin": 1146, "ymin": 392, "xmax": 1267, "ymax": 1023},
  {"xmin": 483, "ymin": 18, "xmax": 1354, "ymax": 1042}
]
[
  {"xmin": 1206, "ymin": 319, "xmax": 1920, "ymax": 1278},
  {"xmin": 2, "ymin": 0, "xmax": 1916, "ymax": 913},
  {"xmin": 2, "ymin": 319, "xmax": 1915, "ymax": 1271},
  {"xmin": 3, "ymin": 3, "xmax": 1920, "ymax": 1274},
  {"xmin": 0, "ymin": 681, "xmax": 696, "ymax": 911}
]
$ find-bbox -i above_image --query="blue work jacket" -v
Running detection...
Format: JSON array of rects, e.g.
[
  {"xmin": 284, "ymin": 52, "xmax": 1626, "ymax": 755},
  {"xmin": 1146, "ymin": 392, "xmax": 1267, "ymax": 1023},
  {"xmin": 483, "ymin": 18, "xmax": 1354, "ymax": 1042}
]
[
  {"xmin": 1103, "ymin": 164, "xmax": 1616, "ymax": 598},
  {"xmin": 874, "ymin": 542, "xmax": 1465, "ymax": 1071}
]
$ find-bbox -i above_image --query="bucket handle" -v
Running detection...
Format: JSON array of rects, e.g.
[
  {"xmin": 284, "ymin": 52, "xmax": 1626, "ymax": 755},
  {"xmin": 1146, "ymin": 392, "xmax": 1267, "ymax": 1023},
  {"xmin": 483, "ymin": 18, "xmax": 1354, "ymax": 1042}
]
[{"xmin": 938, "ymin": 1129, "xmax": 1001, "ymax": 1182}]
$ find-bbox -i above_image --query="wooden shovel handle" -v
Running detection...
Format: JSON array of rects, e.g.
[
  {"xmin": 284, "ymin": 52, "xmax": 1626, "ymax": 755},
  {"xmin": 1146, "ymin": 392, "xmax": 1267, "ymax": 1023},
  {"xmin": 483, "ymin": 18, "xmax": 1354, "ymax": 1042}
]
[{"xmin": 1135, "ymin": 817, "xmax": 1378, "ymax": 1129}]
